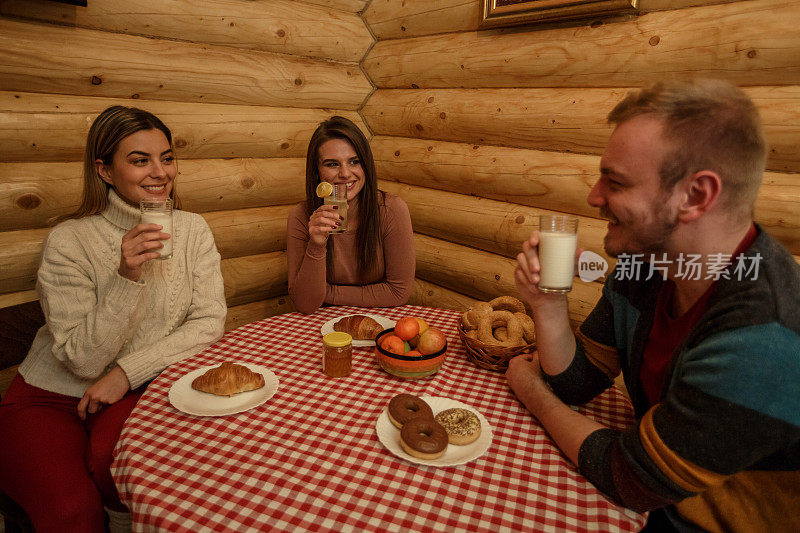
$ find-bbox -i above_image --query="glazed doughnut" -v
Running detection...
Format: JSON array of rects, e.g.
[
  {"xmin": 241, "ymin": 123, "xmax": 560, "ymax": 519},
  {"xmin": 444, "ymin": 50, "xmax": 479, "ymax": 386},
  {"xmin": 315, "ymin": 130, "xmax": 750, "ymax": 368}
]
[
  {"xmin": 489, "ymin": 296, "xmax": 525, "ymax": 314},
  {"xmin": 387, "ymin": 394, "xmax": 434, "ymax": 429},
  {"xmin": 399, "ymin": 417, "xmax": 449, "ymax": 459},
  {"xmin": 434, "ymin": 408, "xmax": 482, "ymax": 445},
  {"xmin": 477, "ymin": 310, "xmax": 524, "ymax": 347},
  {"xmin": 514, "ymin": 312, "xmax": 536, "ymax": 344}
]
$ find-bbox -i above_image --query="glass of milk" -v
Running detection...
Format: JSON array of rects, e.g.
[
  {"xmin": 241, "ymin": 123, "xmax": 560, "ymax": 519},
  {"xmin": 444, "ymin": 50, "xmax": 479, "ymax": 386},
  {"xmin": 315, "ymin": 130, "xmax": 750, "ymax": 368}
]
[
  {"xmin": 538, "ymin": 214, "xmax": 579, "ymax": 293},
  {"xmin": 325, "ymin": 183, "xmax": 348, "ymax": 234},
  {"xmin": 140, "ymin": 198, "xmax": 173, "ymax": 260}
]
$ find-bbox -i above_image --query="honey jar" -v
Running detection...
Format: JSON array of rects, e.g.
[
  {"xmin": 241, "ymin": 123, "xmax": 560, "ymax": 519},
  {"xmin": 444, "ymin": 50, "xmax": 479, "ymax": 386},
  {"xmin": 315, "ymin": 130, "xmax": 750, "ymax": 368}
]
[{"xmin": 322, "ymin": 332, "xmax": 352, "ymax": 377}]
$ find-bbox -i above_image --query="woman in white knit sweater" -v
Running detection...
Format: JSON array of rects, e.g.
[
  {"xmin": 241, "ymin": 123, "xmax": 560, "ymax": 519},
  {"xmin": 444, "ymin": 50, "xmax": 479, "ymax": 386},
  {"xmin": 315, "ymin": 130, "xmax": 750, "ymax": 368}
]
[{"xmin": 0, "ymin": 106, "xmax": 227, "ymax": 532}]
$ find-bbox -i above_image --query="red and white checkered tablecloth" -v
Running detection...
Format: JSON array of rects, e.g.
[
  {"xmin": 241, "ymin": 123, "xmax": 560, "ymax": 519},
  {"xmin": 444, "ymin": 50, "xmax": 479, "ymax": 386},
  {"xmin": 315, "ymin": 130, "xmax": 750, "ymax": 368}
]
[{"xmin": 112, "ymin": 305, "xmax": 647, "ymax": 532}]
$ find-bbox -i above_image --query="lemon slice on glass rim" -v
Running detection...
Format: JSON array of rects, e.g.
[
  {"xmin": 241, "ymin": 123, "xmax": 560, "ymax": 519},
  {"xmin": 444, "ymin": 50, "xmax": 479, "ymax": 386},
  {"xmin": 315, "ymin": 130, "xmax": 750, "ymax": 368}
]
[{"xmin": 315, "ymin": 181, "xmax": 333, "ymax": 198}]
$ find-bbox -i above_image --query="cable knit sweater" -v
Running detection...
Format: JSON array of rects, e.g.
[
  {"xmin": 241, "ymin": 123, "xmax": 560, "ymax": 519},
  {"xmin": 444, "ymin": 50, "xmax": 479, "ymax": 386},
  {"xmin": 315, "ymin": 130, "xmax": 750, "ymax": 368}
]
[{"xmin": 19, "ymin": 189, "xmax": 227, "ymax": 398}]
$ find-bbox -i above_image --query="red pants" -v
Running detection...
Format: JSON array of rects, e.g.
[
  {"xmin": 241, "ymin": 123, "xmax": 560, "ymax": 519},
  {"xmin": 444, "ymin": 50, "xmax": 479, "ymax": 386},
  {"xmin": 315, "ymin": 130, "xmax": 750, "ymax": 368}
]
[{"xmin": 0, "ymin": 374, "xmax": 144, "ymax": 533}]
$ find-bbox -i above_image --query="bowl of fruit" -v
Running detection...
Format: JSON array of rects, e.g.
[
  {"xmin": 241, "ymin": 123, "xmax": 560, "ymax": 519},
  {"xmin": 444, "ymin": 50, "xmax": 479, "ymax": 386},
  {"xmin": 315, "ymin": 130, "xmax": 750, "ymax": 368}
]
[{"xmin": 374, "ymin": 317, "xmax": 448, "ymax": 379}]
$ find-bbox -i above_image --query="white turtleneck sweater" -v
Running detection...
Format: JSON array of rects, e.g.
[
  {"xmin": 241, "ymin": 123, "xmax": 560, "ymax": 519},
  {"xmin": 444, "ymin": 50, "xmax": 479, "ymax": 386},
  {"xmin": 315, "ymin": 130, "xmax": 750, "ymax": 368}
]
[{"xmin": 19, "ymin": 189, "xmax": 227, "ymax": 398}]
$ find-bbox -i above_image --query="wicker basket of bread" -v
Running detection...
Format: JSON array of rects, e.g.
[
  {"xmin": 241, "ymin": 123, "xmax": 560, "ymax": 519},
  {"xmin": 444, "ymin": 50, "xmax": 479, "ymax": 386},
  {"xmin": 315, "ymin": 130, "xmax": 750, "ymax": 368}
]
[{"xmin": 458, "ymin": 296, "xmax": 536, "ymax": 372}]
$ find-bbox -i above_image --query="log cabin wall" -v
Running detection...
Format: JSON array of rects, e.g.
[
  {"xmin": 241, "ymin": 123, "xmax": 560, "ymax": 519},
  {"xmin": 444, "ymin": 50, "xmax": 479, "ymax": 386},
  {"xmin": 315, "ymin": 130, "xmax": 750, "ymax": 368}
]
[
  {"xmin": 0, "ymin": 0, "xmax": 373, "ymax": 391},
  {"xmin": 361, "ymin": 0, "xmax": 800, "ymax": 325}
]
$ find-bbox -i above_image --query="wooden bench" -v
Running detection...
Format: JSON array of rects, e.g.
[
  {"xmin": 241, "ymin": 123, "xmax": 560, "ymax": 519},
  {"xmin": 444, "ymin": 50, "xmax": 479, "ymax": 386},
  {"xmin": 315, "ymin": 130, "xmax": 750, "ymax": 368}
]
[
  {"xmin": 0, "ymin": 301, "xmax": 44, "ymax": 397},
  {"xmin": 0, "ymin": 302, "xmax": 40, "ymax": 533}
]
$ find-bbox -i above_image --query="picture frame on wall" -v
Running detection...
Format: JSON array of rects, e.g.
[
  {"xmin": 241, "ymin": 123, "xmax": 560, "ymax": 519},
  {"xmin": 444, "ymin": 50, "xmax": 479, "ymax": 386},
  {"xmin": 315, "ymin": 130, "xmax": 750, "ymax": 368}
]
[{"xmin": 480, "ymin": 0, "xmax": 638, "ymax": 28}]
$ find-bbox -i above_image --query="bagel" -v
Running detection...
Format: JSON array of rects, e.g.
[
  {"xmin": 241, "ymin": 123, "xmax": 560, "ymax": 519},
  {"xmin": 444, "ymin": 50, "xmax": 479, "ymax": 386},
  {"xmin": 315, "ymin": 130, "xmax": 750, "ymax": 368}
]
[
  {"xmin": 460, "ymin": 296, "xmax": 534, "ymax": 348},
  {"xmin": 514, "ymin": 312, "xmax": 536, "ymax": 344},
  {"xmin": 461, "ymin": 302, "xmax": 493, "ymax": 330},
  {"xmin": 477, "ymin": 310, "xmax": 525, "ymax": 347},
  {"xmin": 489, "ymin": 296, "xmax": 525, "ymax": 314}
]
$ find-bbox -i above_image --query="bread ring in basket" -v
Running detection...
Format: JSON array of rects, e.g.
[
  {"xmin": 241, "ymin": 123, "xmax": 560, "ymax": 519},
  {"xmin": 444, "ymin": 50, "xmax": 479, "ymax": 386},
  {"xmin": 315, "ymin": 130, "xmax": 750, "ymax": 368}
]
[
  {"xmin": 477, "ymin": 311, "xmax": 524, "ymax": 347},
  {"xmin": 514, "ymin": 312, "xmax": 536, "ymax": 344},
  {"xmin": 489, "ymin": 296, "xmax": 525, "ymax": 314},
  {"xmin": 461, "ymin": 302, "xmax": 493, "ymax": 329}
]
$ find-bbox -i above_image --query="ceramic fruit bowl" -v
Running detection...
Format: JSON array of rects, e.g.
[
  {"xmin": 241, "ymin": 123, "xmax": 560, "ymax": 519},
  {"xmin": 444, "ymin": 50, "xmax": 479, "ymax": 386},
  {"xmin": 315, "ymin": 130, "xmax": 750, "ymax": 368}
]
[{"xmin": 374, "ymin": 328, "xmax": 447, "ymax": 379}]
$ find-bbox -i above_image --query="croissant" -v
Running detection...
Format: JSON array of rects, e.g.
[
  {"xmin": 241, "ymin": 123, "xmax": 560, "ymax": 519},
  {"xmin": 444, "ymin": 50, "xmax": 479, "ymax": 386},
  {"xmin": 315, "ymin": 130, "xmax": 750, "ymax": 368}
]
[
  {"xmin": 333, "ymin": 315, "xmax": 383, "ymax": 340},
  {"xmin": 191, "ymin": 362, "xmax": 265, "ymax": 397}
]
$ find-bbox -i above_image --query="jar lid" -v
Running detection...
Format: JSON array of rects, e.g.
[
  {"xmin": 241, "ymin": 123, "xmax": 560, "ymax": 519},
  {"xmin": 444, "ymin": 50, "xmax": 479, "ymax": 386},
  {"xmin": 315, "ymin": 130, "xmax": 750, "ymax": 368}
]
[{"xmin": 323, "ymin": 332, "xmax": 352, "ymax": 347}]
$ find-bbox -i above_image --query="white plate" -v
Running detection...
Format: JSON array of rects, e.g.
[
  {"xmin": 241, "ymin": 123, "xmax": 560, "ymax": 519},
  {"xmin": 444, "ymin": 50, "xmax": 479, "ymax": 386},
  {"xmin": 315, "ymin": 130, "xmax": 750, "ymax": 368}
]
[
  {"xmin": 320, "ymin": 313, "xmax": 395, "ymax": 347},
  {"xmin": 168, "ymin": 363, "xmax": 279, "ymax": 417},
  {"xmin": 376, "ymin": 396, "xmax": 493, "ymax": 467}
]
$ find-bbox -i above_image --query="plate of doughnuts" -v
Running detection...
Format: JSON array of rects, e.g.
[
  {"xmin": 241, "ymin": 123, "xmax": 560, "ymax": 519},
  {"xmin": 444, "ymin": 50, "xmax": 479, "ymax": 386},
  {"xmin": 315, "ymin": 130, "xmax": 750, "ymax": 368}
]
[
  {"xmin": 169, "ymin": 363, "xmax": 279, "ymax": 417},
  {"xmin": 376, "ymin": 394, "xmax": 492, "ymax": 467}
]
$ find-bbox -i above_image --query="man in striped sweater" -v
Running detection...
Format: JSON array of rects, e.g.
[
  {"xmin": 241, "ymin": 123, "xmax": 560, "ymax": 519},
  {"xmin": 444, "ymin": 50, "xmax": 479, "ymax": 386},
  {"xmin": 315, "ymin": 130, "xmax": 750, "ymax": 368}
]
[{"xmin": 508, "ymin": 79, "xmax": 800, "ymax": 532}]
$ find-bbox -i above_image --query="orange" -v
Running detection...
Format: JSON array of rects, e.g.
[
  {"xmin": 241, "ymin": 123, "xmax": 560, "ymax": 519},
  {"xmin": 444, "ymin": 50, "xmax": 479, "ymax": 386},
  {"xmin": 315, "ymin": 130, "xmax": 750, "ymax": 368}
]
[
  {"xmin": 394, "ymin": 317, "xmax": 420, "ymax": 341},
  {"xmin": 380, "ymin": 334, "xmax": 405, "ymax": 355}
]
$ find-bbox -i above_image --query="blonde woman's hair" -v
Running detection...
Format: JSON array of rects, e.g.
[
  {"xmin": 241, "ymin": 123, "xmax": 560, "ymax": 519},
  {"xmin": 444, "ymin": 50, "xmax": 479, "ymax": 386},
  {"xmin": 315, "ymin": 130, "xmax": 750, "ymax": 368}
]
[
  {"xmin": 608, "ymin": 79, "xmax": 766, "ymax": 218},
  {"xmin": 53, "ymin": 105, "xmax": 180, "ymax": 224}
]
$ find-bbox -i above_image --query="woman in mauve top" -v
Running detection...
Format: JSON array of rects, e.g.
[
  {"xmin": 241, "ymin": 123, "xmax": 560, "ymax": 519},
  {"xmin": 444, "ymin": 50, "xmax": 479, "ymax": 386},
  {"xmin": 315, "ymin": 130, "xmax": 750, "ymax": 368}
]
[{"xmin": 287, "ymin": 116, "xmax": 415, "ymax": 314}]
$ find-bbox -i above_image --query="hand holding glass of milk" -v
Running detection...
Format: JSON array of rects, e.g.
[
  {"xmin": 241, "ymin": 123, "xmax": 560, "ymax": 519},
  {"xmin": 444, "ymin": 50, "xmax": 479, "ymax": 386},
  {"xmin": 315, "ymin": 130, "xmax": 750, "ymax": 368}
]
[
  {"xmin": 140, "ymin": 198, "xmax": 173, "ymax": 260},
  {"xmin": 537, "ymin": 214, "xmax": 579, "ymax": 293}
]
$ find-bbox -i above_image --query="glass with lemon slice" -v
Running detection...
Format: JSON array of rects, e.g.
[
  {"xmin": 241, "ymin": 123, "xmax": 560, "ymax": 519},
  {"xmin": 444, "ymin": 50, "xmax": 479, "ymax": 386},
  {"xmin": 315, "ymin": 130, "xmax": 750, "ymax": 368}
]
[{"xmin": 316, "ymin": 181, "xmax": 347, "ymax": 234}]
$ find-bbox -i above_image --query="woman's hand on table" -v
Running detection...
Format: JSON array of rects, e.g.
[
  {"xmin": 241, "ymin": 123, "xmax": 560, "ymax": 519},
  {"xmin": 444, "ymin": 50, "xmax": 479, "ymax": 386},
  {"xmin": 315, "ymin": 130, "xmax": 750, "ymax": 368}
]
[
  {"xmin": 119, "ymin": 223, "xmax": 170, "ymax": 282},
  {"xmin": 77, "ymin": 366, "xmax": 131, "ymax": 420},
  {"xmin": 308, "ymin": 205, "xmax": 342, "ymax": 246}
]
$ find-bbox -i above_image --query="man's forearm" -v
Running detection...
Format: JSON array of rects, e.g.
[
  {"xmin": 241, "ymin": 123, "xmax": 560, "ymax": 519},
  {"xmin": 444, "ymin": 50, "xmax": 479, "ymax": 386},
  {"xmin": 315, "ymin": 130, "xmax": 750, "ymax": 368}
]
[
  {"xmin": 531, "ymin": 297, "xmax": 577, "ymax": 376},
  {"xmin": 518, "ymin": 380, "xmax": 604, "ymax": 466}
]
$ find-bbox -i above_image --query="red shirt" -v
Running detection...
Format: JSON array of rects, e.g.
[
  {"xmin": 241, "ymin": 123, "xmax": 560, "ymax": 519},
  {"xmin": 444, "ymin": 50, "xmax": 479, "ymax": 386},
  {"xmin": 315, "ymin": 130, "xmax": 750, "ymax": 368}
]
[{"xmin": 640, "ymin": 224, "xmax": 757, "ymax": 406}]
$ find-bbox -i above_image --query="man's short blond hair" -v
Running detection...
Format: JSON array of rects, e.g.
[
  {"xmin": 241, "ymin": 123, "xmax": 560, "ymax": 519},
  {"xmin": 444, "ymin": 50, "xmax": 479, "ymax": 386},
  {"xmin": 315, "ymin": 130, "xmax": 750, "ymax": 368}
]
[{"xmin": 608, "ymin": 79, "xmax": 766, "ymax": 217}]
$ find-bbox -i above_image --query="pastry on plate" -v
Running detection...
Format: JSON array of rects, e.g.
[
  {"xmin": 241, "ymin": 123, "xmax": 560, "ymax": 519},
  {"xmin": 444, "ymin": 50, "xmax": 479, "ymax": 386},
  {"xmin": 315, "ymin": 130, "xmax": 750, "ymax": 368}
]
[
  {"xmin": 191, "ymin": 362, "xmax": 265, "ymax": 397},
  {"xmin": 333, "ymin": 315, "xmax": 384, "ymax": 340}
]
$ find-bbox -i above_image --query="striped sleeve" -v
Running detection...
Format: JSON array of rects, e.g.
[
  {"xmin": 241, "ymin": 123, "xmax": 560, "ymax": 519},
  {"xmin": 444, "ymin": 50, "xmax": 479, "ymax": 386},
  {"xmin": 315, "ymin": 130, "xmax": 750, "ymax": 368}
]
[
  {"xmin": 544, "ymin": 282, "xmax": 619, "ymax": 405},
  {"xmin": 579, "ymin": 322, "xmax": 800, "ymax": 526}
]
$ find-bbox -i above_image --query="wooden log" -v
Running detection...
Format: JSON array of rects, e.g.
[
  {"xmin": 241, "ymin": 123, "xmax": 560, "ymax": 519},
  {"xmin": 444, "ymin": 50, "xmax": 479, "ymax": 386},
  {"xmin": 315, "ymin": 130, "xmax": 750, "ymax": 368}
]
[
  {"xmin": 754, "ymin": 172, "xmax": 800, "ymax": 256},
  {"xmin": 0, "ymin": 91, "xmax": 368, "ymax": 162},
  {"xmin": 295, "ymin": 0, "xmax": 369, "ymax": 13},
  {"xmin": 373, "ymin": 135, "xmax": 598, "ymax": 218},
  {"xmin": 0, "ymin": 205, "xmax": 294, "ymax": 296},
  {"xmin": 203, "ymin": 205, "xmax": 292, "ymax": 260},
  {"xmin": 414, "ymin": 233, "xmax": 602, "ymax": 326},
  {"xmin": 408, "ymin": 278, "xmax": 478, "ymax": 312},
  {"xmin": 362, "ymin": 0, "xmax": 733, "ymax": 40},
  {"xmin": 362, "ymin": 88, "xmax": 618, "ymax": 154},
  {"xmin": 373, "ymin": 136, "xmax": 800, "ymax": 255},
  {"xmin": 0, "ymin": 19, "xmax": 371, "ymax": 109},
  {"xmin": 363, "ymin": 0, "xmax": 480, "ymax": 40},
  {"xmin": 221, "ymin": 252, "xmax": 288, "ymax": 308},
  {"xmin": 0, "ymin": 227, "xmax": 48, "ymax": 295},
  {"xmin": 363, "ymin": 87, "xmax": 800, "ymax": 173},
  {"xmin": 0, "ymin": 0, "xmax": 373, "ymax": 63},
  {"xmin": 0, "ymin": 290, "xmax": 38, "ymax": 309},
  {"xmin": 362, "ymin": 0, "xmax": 800, "ymax": 89},
  {"xmin": 0, "ymin": 158, "xmax": 305, "ymax": 231},
  {"xmin": 379, "ymin": 180, "xmax": 612, "ymax": 265},
  {"xmin": 225, "ymin": 295, "xmax": 296, "ymax": 332}
]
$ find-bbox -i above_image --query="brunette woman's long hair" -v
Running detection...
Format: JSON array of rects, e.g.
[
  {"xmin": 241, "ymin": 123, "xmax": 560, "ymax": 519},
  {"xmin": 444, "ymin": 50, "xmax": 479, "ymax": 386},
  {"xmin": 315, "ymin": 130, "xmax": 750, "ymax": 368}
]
[
  {"xmin": 52, "ymin": 105, "xmax": 180, "ymax": 225},
  {"xmin": 304, "ymin": 116, "xmax": 382, "ymax": 277}
]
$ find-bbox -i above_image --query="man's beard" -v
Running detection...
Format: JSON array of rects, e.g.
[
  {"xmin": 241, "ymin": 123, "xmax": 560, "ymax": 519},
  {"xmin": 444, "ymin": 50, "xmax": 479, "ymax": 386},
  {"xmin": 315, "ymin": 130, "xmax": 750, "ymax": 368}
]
[{"xmin": 601, "ymin": 203, "xmax": 678, "ymax": 258}]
